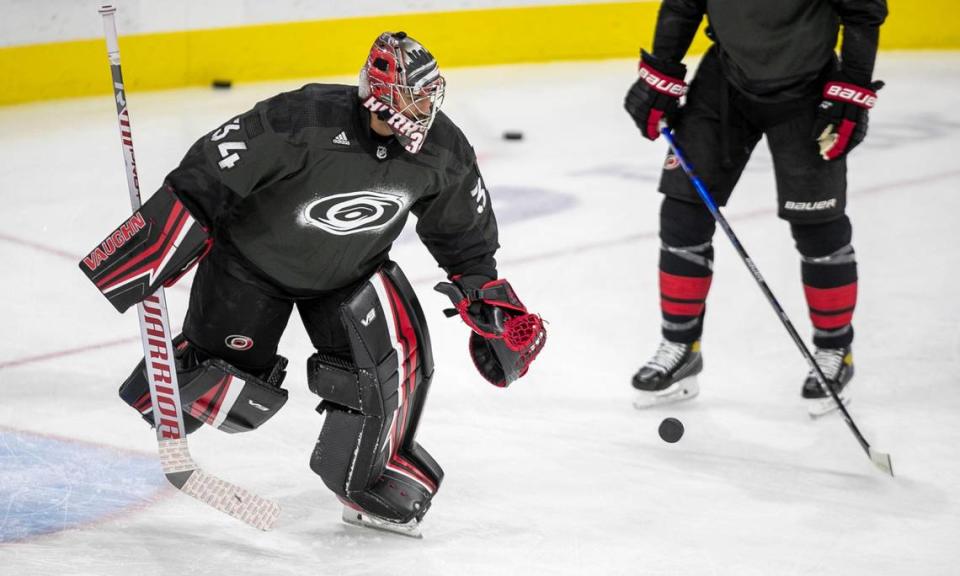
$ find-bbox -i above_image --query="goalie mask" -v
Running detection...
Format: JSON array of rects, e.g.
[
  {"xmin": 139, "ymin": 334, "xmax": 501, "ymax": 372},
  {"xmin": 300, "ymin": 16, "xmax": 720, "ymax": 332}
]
[{"xmin": 359, "ymin": 31, "xmax": 446, "ymax": 154}]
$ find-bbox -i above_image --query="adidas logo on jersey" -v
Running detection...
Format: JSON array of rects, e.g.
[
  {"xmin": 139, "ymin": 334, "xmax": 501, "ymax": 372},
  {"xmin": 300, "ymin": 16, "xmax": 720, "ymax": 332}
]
[{"xmin": 332, "ymin": 131, "xmax": 351, "ymax": 146}]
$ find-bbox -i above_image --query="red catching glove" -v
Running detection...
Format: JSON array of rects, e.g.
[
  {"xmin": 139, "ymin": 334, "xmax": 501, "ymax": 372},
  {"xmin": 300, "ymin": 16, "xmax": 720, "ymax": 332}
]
[
  {"xmin": 435, "ymin": 277, "xmax": 546, "ymax": 387},
  {"xmin": 813, "ymin": 73, "xmax": 884, "ymax": 161},
  {"xmin": 624, "ymin": 50, "xmax": 687, "ymax": 141}
]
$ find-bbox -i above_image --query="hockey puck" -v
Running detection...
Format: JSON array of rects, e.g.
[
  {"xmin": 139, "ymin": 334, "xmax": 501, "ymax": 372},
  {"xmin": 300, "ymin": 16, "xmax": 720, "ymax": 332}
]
[
  {"xmin": 658, "ymin": 417, "xmax": 684, "ymax": 443},
  {"xmin": 211, "ymin": 79, "xmax": 233, "ymax": 89},
  {"xmin": 502, "ymin": 130, "xmax": 524, "ymax": 141}
]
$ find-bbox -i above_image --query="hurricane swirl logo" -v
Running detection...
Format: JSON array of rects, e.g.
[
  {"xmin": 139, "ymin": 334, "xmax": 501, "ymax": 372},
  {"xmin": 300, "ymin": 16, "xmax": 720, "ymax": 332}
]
[
  {"xmin": 225, "ymin": 335, "xmax": 254, "ymax": 351},
  {"xmin": 305, "ymin": 191, "xmax": 404, "ymax": 236}
]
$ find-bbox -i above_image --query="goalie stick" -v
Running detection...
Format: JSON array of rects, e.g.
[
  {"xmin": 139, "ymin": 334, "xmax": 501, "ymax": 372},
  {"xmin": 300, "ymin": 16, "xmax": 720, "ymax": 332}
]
[
  {"xmin": 660, "ymin": 125, "xmax": 893, "ymax": 477},
  {"xmin": 98, "ymin": 5, "xmax": 282, "ymax": 528}
]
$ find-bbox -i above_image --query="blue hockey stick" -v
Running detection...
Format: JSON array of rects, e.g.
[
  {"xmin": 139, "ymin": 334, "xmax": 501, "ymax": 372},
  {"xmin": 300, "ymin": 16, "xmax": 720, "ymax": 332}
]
[{"xmin": 660, "ymin": 125, "xmax": 893, "ymax": 476}]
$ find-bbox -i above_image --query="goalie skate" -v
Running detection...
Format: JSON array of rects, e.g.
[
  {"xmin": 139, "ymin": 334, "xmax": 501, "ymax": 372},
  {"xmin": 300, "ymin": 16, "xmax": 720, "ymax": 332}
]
[
  {"xmin": 632, "ymin": 340, "xmax": 702, "ymax": 409},
  {"xmin": 341, "ymin": 505, "xmax": 423, "ymax": 539}
]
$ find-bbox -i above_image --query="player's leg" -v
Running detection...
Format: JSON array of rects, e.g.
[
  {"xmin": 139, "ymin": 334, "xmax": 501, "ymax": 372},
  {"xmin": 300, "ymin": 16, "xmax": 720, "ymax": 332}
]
[
  {"xmin": 300, "ymin": 262, "xmax": 441, "ymax": 535},
  {"xmin": 767, "ymin": 105, "xmax": 856, "ymax": 410},
  {"xmin": 119, "ymin": 245, "xmax": 293, "ymax": 433},
  {"xmin": 634, "ymin": 48, "xmax": 761, "ymax": 407}
]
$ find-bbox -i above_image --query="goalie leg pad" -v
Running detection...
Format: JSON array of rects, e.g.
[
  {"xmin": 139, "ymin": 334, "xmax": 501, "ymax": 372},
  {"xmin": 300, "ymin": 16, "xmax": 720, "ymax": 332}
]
[
  {"xmin": 120, "ymin": 335, "xmax": 289, "ymax": 434},
  {"xmin": 308, "ymin": 262, "xmax": 442, "ymax": 524}
]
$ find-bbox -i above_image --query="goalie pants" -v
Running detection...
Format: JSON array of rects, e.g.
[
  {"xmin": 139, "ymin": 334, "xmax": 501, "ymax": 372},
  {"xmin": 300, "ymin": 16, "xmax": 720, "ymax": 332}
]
[{"xmin": 655, "ymin": 47, "xmax": 857, "ymax": 350}]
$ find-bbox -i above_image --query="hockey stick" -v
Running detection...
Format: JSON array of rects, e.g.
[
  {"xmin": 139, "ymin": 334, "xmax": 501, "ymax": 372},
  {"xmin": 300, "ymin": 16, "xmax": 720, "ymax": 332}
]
[
  {"xmin": 659, "ymin": 125, "xmax": 893, "ymax": 477},
  {"xmin": 98, "ymin": 5, "xmax": 282, "ymax": 527}
]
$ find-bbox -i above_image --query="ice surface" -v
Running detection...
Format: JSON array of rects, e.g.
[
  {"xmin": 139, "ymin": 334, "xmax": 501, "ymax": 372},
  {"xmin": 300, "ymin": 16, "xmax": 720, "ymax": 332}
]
[{"xmin": 1, "ymin": 54, "xmax": 959, "ymax": 575}]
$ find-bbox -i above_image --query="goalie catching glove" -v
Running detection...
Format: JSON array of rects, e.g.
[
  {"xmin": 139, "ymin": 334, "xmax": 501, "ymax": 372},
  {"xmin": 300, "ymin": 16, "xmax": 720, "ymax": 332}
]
[{"xmin": 435, "ymin": 277, "xmax": 546, "ymax": 387}]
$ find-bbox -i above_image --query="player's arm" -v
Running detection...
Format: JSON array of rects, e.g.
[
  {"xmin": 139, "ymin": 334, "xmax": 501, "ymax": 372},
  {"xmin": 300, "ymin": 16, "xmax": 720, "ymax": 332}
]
[
  {"xmin": 815, "ymin": 0, "xmax": 889, "ymax": 160},
  {"xmin": 413, "ymin": 154, "xmax": 499, "ymax": 282},
  {"xmin": 651, "ymin": 0, "xmax": 707, "ymax": 63},
  {"xmin": 831, "ymin": 0, "xmax": 888, "ymax": 84},
  {"xmin": 625, "ymin": 0, "xmax": 706, "ymax": 140},
  {"xmin": 165, "ymin": 107, "xmax": 305, "ymax": 229}
]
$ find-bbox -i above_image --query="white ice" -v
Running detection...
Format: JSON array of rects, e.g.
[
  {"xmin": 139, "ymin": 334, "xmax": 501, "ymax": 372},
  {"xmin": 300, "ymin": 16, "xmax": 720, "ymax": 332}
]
[{"xmin": 1, "ymin": 54, "xmax": 959, "ymax": 575}]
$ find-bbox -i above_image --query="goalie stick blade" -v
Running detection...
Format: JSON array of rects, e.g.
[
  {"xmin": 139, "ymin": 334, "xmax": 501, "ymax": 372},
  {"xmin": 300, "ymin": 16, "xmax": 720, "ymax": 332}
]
[
  {"xmin": 181, "ymin": 470, "xmax": 282, "ymax": 530},
  {"xmin": 341, "ymin": 506, "xmax": 423, "ymax": 538},
  {"xmin": 160, "ymin": 439, "xmax": 281, "ymax": 530},
  {"xmin": 869, "ymin": 448, "xmax": 894, "ymax": 477}
]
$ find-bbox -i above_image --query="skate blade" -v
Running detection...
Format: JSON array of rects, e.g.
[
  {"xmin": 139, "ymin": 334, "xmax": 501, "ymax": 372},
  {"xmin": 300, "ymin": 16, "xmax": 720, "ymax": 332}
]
[
  {"xmin": 633, "ymin": 376, "xmax": 700, "ymax": 409},
  {"xmin": 807, "ymin": 393, "xmax": 850, "ymax": 419},
  {"xmin": 341, "ymin": 506, "xmax": 423, "ymax": 538}
]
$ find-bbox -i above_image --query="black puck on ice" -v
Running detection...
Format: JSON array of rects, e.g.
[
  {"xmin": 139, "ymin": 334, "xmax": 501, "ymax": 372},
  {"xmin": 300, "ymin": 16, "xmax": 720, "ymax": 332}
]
[
  {"xmin": 212, "ymin": 79, "xmax": 233, "ymax": 89},
  {"xmin": 658, "ymin": 417, "xmax": 684, "ymax": 443},
  {"xmin": 502, "ymin": 130, "xmax": 524, "ymax": 141}
]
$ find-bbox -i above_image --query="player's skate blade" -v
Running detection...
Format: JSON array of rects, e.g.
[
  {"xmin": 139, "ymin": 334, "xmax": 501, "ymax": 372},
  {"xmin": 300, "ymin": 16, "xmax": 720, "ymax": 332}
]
[
  {"xmin": 341, "ymin": 506, "xmax": 423, "ymax": 538},
  {"xmin": 807, "ymin": 392, "xmax": 851, "ymax": 418},
  {"xmin": 633, "ymin": 376, "xmax": 699, "ymax": 409}
]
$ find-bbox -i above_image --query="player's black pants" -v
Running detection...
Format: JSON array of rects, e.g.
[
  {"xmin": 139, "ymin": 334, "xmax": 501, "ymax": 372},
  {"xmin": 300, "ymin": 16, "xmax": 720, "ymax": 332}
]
[
  {"xmin": 656, "ymin": 47, "xmax": 857, "ymax": 350},
  {"xmin": 183, "ymin": 243, "xmax": 360, "ymax": 373}
]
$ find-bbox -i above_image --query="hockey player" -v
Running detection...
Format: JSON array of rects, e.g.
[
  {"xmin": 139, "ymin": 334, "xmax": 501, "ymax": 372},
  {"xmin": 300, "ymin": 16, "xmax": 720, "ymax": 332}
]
[
  {"xmin": 623, "ymin": 0, "xmax": 887, "ymax": 411},
  {"xmin": 80, "ymin": 31, "xmax": 546, "ymax": 535}
]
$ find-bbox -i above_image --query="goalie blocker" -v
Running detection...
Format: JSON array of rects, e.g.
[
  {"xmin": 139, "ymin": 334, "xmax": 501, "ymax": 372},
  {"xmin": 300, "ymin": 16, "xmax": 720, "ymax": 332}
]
[{"xmin": 78, "ymin": 185, "xmax": 211, "ymax": 313}]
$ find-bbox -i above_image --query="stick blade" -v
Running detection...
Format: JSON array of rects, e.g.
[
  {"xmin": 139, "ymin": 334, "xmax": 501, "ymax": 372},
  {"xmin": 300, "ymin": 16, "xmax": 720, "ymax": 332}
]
[
  {"xmin": 180, "ymin": 470, "xmax": 281, "ymax": 530},
  {"xmin": 160, "ymin": 438, "xmax": 281, "ymax": 530},
  {"xmin": 869, "ymin": 448, "xmax": 894, "ymax": 477}
]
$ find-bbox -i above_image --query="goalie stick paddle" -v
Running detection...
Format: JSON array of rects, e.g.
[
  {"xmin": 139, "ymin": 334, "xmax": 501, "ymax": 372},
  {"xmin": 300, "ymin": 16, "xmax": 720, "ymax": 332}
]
[
  {"xmin": 659, "ymin": 125, "xmax": 893, "ymax": 477},
  {"xmin": 98, "ymin": 5, "xmax": 282, "ymax": 527}
]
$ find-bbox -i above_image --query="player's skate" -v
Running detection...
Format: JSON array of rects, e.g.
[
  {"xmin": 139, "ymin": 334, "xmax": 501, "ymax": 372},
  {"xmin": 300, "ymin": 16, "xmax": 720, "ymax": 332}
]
[
  {"xmin": 340, "ymin": 502, "xmax": 424, "ymax": 539},
  {"xmin": 803, "ymin": 346, "xmax": 854, "ymax": 418},
  {"xmin": 632, "ymin": 340, "xmax": 702, "ymax": 408}
]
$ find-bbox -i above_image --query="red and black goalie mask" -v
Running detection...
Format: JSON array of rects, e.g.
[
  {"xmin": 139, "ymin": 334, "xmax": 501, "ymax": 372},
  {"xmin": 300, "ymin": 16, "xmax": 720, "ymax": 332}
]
[{"xmin": 359, "ymin": 31, "xmax": 446, "ymax": 154}]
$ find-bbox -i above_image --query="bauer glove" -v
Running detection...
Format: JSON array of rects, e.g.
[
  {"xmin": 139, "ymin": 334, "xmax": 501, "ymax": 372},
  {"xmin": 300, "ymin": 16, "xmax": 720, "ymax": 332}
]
[
  {"xmin": 813, "ymin": 72, "xmax": 884, "ymax": 161},
  {"xmin": 624, "ymin": 50, "xmax": 687, "ymax": 141},
  {"xmin": 435, "ymin": 276, "xmax": 546, "ymax": 388}
]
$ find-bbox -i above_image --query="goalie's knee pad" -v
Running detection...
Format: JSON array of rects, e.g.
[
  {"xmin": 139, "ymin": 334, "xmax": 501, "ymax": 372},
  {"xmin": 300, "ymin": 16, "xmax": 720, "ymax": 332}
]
[
  {"xmin": 119, "ymin": 335, "xmax": 289, "ymax": 434},
  {"xmin": 307, "ymin": 262, "xmax": 443, "ymax": 524}
]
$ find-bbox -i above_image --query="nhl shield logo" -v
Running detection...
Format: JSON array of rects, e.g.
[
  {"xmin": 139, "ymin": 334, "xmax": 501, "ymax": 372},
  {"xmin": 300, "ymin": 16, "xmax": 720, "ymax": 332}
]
[{"xmin": 305, "ymin": 191, "xmax": 404, "ymax": 235}]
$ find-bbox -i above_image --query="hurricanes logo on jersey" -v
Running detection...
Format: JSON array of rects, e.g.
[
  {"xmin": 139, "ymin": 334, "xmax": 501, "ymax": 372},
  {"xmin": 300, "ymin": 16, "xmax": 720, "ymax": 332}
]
[{"xmin": 304, "ymin": 191, "xmax": 404, "ymax": 236}]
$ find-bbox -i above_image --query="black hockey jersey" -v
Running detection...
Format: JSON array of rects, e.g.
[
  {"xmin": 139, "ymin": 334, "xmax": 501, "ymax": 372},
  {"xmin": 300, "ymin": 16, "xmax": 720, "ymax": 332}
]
[
  {"xmin": 652, "ymin": 0, "xmax": 888, "ymax": 100},
  {"xmin": 164, "ymin": 84, "xmax": 499, "ymax": 294}
]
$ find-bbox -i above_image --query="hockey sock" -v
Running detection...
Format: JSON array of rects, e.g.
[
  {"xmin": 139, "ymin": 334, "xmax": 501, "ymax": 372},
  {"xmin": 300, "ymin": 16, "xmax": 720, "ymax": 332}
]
[
  {"xmin": 659, "ymin": 197, "xmax": 715, "ymax": 343},
  {"xmin": 792, "ymin": 218, "xmax": 857, "ymax": 349},
  {"xmin": 659, "ymin": 241, "xmax": 713, "ymax": 343}
]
